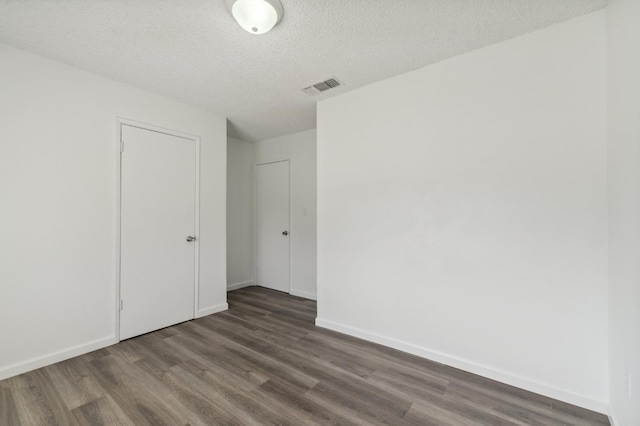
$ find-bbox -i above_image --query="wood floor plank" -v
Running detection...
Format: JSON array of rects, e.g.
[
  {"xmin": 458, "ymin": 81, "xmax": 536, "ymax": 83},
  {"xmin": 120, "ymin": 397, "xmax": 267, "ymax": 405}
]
[
  {"xmin": 0, "ymin": 286, "xmax": 610, "ymax": 425},
  {"xmin": 9, "ymin": 369, "xmax": 81, "ymax": 426},
  {"xmin": 179, "ymin": 322, "xmax": 319, "ymax": 393},
  {"xmin": 196, "ymin": 318, "xmax": 415, "ymax": 420},
  {"xmin": 445, "ymin": 381, "xmax": 599, "ymax": 426},
  {"xmin": 213, "ymin": 311, "xmax": 304, "ymax": 348},
  {"xmin": 0, "ymin": 386, "xmax": 22, "ymax": 426},
  {"xmin": 71, "ymin": 395, "xmax": 136, "ymax": 426},
  {"xmin": 365, "ymin": 369, "xmax": 447, "ymax": 405},
  {"xmin": 551, "ymin": 399, "xmax": 611, "ymax": 425},
  {"xmin": 136, "ymin": 357, "xmax": 260, "ymax": 426},
  {"xmin": 299, "ymin": 387, "xmax": 382, "ymax": 426},
  {"xmin": 164, "ymin": 334, "xmax": 271, "ymax": 391},
  {"xmin": 43, "ymin": 356, "xmax": 105, "ymax": 410},
  {"xmin": 304, "ymin": 380, "xmax": 410, "ymax": 425},
  {"xmin": 189, "ymin": 319, "xmax": 320, "ymax": 389},
  {"xmin": 256, "ymin": 378, "xmax": 364, "ymax": 426},
  {"xmin": 404, "ymin": 400, "xmax": 516, "ymax": 426},
  {"xmin": 173, "ymin": 360, "xmax": 298, "ymax": 426},
  {"xmin": 86, "ymin": 354, "xmax": 199, "ymax": 426}
]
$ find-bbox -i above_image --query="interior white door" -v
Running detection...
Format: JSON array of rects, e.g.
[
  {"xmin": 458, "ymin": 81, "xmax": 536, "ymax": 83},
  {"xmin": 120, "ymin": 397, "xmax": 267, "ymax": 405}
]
[
  {"xmin": 120, "ymin": 124, "xmax": 197, "ymax": 340},
  {"xmin": 256, "ymin": 161, "xmax": 290, "ymax": 293}
]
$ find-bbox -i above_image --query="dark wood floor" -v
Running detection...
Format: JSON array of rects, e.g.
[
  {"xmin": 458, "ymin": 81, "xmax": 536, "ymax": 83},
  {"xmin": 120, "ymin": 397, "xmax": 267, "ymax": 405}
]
[{"xmin": 1, "ymin": 287, "xmax": 609, "ymax": 425}]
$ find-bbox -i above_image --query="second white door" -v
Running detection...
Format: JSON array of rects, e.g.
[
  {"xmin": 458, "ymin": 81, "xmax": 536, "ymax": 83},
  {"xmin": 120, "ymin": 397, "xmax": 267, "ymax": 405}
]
[{"xmin": 256, "ymin": 161, "xmax": 290, "ymax": 293}]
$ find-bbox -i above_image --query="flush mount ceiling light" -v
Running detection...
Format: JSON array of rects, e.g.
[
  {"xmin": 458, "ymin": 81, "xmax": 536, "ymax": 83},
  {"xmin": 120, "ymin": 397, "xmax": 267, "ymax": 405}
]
[{"xmin": 226, "ymin": 0, "xmax": 284, "ymax": 35}]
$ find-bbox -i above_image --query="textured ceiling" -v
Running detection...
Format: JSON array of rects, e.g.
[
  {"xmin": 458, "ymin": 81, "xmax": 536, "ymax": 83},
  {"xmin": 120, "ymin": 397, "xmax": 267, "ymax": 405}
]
[{"xmin": 0, "ymin": 0, "xmax": 606, "ymax": 141}]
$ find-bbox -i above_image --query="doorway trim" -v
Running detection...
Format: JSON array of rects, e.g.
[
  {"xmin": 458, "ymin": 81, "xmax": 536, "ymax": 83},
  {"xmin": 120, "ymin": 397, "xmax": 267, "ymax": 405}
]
[
  {"xmin": 254, "ymin": 159, "xmax": 292, "ymax": 294},
  {"xmin": 115, "ymin": 117, "xmax": 201, "ymax": 342}
]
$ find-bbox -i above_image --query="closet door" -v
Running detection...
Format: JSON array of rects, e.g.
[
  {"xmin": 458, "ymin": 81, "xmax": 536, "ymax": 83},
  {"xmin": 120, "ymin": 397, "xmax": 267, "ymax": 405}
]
[{"xmin": 119, "ymin": 124, "xmax": 197, "ymax": 340}]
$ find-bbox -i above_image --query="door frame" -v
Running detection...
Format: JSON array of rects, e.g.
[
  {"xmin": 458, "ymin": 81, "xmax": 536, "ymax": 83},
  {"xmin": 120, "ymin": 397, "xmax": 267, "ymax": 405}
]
[
  {"xmin": 115, "ymin": 117, "xmax": 201, "ymax": 342},
  {"xmin": 254, "ymin": 159, "xmax": 291, "ymax": 294}
]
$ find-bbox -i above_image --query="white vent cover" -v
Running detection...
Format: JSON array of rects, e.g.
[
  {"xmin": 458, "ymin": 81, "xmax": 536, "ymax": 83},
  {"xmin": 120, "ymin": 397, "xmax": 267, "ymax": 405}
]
[{"xmin": 303, "ymin": 78, "xmax": 343, "ymax": 96}]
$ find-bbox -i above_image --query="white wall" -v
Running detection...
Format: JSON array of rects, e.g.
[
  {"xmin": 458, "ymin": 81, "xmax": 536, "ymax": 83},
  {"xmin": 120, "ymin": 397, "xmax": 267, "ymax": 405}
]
[
  {"xmin": 607, "ymin": 0, "xmax": 640, "ymax": 424},
  {"xmin": 255, "ymin": 130, "xmax": 317, "ymax": 300},
  {"xmin": 317, "ymin": 12, "xmax": 608, "ymax": 412},
  {"xmin": 0, "ymin": 43, "xmax": 227, "ymax": 380},
  {"xmin": 227, "ymin": 137, "xmax": 255, "ymax": 290}
]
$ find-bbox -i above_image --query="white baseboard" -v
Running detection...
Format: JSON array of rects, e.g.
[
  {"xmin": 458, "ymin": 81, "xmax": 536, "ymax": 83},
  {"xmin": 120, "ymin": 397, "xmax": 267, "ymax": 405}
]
[
  {"xmin": 227, "ymin": 280, "xmax": 254, "ymax": 291},
  {"xmin": 290, "ymin": 289, "xmax": 317, "ymax": 301},
  {"xmin": 608, "ymin": 409, "xmax": 619, "ymax": 426},
  {"xmin": 196, "ymin": 303, "xmax": 228, "ymax": 318},
  {"xmin": 0, "ymin": 336, "xmax": 116, "ymax": 381},
  {"xmin": 315, "ymin": 318, "xmax": 608, "ymax": 414}
]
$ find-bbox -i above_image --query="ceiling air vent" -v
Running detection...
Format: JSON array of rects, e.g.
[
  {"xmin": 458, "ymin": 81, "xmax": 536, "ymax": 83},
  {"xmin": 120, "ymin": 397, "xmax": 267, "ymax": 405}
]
[{"xmin": 303, "ymin": 78, "xmax": 343, "ymax": 96}]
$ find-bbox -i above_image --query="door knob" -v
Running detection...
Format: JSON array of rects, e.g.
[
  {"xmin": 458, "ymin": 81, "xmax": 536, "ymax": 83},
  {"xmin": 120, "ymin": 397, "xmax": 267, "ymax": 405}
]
[
  {"xmin": 186, "ymin": 236, "xmax": 196, "ymax": 242},
  {"xmin": 282, "ymin": 231, "xmax": 288, "ymax": 236}
]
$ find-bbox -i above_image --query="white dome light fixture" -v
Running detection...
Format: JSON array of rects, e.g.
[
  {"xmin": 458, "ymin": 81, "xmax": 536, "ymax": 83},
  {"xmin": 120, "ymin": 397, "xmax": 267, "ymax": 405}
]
[{"xmin": 227, "ymin": 0, "xmax": 284, "ymax": 35}]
